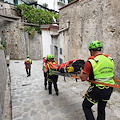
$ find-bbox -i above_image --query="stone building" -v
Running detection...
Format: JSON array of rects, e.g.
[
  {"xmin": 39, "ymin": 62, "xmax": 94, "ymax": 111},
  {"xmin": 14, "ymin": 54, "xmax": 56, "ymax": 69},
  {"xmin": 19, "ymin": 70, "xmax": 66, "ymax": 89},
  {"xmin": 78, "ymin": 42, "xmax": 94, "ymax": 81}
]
[
  {"xmin": 0, "ymin": 2, "xmax": 59, "ymax": 60},
  {"xmin": 59, "ymin": 0, "xmax": 120, "ymax": 79},
  {"xmin": 0, "ymin": 2, "xmax": 43, "ymax": 60},
  {"xmin": 41, "ymin": 24, "xmax": 59, "ymax": 62},
  {"xmin": 0, "ymin": 50, "xmax": 7, "ymax": 120}
]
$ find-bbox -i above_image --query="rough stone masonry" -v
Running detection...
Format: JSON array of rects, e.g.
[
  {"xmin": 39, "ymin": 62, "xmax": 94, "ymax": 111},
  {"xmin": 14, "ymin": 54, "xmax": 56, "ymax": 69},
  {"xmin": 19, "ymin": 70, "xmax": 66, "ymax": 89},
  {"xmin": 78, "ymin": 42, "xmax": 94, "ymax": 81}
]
[{"xmin": 59, "ymin": 0, "xmax": 120, "ymax": 79}]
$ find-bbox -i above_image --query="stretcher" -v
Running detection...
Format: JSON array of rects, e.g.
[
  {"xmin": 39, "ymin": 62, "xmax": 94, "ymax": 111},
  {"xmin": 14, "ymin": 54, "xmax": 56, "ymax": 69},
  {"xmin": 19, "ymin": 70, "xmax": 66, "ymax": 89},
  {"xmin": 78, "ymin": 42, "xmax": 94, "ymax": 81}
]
[
  {"xmin": 52, "ymin": 69, "xmax": 120, "ymax": 89},
  {"xmin": 52, "ymin": 70, "xmax": 81, "ymax": 82},
  {"xmin": 52, "ymin": 70, "xmax": 80, "ymax": 77},
  {"xmin": 49, "ymin": 59, "xmax": 120, "ymax": 89},
  {"xmin": 51, "ymin": 59, "xmax": 85, "ymax": 81}
]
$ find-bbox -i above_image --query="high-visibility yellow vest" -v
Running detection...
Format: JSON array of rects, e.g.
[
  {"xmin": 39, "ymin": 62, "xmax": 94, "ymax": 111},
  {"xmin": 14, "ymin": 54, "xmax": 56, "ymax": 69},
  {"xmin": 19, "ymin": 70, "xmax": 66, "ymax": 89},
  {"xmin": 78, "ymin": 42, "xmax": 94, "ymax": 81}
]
[
  {"xmin": 88, "ymin": 55, "xmax": 115, "ymax": 86},
  {"xmin": 25, "ymin": 58, "xmax": 32, "ymax": 63}
]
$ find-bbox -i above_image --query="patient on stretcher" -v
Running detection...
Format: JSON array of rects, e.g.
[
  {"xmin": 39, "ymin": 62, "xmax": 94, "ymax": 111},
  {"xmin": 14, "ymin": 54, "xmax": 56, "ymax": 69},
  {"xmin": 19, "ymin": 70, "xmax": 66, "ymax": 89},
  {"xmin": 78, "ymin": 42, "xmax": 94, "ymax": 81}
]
[{"xmin": 48, "ymin": 59, "xmax": 85, "ymax": 73}]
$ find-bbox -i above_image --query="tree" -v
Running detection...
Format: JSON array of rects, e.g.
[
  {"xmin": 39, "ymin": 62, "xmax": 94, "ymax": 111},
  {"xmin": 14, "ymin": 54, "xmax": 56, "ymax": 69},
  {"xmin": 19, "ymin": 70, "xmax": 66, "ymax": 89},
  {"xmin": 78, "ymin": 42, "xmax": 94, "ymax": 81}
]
[
  {"xmin": 16, "ymin": 4, "xmax": 59, "ymax": 37},
  {"xmin": 42, "ymin": 3, "xmax": 48, "ymax": 8}
]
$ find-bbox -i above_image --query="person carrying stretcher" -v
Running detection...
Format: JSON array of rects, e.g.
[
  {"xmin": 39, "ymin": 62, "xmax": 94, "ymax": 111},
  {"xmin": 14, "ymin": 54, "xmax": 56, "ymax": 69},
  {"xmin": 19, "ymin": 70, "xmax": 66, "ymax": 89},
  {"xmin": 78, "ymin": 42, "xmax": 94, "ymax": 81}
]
[
  {"xmin": 44, "ymin": 54, "xmax": 59, "ymax": 96},
  {"xmin": 80, "ymin": 41, "xmax": 115, "ymax": 120},
  {"xmin": 43, "ymin": 56, "xmax": 48, "ymax": 90}
]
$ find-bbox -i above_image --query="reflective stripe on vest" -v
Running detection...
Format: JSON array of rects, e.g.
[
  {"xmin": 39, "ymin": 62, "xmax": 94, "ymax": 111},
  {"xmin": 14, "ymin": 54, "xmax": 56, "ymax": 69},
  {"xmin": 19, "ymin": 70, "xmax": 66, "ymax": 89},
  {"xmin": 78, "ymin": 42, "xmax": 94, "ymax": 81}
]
[
  {"xmin": 43, "ymin": 66, "xmax": 45, "ymax": 70},
  {"xmin": 25, "ymin": 58, "xmax": 32, "ymax": 63},
  {"xmin": 88, "ymin": 55, "xmax": 115, "ymax": 86}
]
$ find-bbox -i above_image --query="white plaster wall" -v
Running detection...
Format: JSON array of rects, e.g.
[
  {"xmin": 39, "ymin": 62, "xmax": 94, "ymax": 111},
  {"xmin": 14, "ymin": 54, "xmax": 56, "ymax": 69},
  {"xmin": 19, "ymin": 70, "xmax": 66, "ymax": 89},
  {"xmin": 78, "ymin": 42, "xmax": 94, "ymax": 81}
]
[
  {"xmin": 37, "ymin": 0, "xmax": 68, "ymax": 11},
  {"xmin": 51, "ymin": 36, "xmax": 58, "ymax": 62},
  {"xmin": 42, "ymin": 30, "xmax": 51, "ymax": 57},
  {"xmin": 38, "ymin": 0, "xmax": 57, "ymax": 11},
  {"xmin": 57, "ymin": 0, "xmax": 68, "ymax": 10},
  {"xmin": 58, "ymin": 32, "xmax": 64, "ymax": 62}
]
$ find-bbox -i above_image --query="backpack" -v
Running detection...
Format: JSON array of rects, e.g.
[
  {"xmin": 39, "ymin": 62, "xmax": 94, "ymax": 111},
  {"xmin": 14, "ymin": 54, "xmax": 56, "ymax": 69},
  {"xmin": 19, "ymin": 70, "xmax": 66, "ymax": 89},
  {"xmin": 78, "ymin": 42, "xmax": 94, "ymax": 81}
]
[{"xmin": 25, "ymin": 60, "xmax": 30, "ymax": 69}]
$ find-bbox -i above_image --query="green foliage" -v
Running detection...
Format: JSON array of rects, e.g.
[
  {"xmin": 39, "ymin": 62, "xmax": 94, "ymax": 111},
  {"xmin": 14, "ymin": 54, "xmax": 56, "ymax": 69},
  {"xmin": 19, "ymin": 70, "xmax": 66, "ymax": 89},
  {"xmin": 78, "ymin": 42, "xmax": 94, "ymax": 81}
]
[
  {"xmin": 42, "ymin": 3, "xmax": 48, "ymax": 8},
  {"xmin": 24, "ymin": 26, "xmax": 42, "ymax": 37},
  {"xmin": 15, "ymin": 44, "xmax": 18, "ymax": 47},
  {"xmin": 24, "ymin": 26, "xmax": 35, "ymax": 38},
  {"xmin": 16, "ymin": 4, "xmax": 59, "ymax": 37},
  {"xmin": 8, "ymin": 81, "xmax": 10, "ymax": 87},
  {"xmin": 0, "ymin": 40, "xmax": 5, "ymax": 50},
  {"xmin": 54, "ymin": 14, "xmax": 59, "ymax": 20},
  {"xmin": 1, "ymin": 40, "xmax": 5, "ymax": 47},
  {"xmin": 34, "ymin": 26, "xmax": 42, "ymax": 34}
]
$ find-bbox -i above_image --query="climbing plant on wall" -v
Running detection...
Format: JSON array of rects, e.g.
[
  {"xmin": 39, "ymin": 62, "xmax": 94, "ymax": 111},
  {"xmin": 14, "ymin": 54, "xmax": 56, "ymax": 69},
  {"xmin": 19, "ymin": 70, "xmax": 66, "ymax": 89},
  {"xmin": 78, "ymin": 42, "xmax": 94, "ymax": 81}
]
[
  {"xmin": 16, "ymin": 4, "xmax": 59, "ymax": 37},
  {"xmin": 0, "ymin": 40, "xmax": 5, "ymax": 50}
]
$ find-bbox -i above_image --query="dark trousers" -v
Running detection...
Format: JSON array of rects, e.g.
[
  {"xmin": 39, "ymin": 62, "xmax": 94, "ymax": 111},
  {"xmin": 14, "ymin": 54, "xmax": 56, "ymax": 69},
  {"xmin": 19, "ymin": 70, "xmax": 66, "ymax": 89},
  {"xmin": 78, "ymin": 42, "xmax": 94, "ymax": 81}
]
[
  {"xmin": 82, "ymin": 87, "xmax": 113, "ymax": 120},
  {"xmin": 48, "ymin": 75, "xmax": 58, "ymax": 94},
  {"xmin": 44, "ymin": 72, "xmax": 47, "ymax": 87},
  {"xmin": 26, "ymin": 68, "xmax": 31, "ymax": 76}
]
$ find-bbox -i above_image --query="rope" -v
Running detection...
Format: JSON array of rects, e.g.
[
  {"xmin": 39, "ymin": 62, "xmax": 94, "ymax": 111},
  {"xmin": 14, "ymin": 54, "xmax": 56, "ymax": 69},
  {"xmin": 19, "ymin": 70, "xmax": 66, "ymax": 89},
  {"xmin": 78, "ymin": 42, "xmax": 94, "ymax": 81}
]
[{"xmin": 71, "ymin": 75, "xmax": 120, "ymax": 89}]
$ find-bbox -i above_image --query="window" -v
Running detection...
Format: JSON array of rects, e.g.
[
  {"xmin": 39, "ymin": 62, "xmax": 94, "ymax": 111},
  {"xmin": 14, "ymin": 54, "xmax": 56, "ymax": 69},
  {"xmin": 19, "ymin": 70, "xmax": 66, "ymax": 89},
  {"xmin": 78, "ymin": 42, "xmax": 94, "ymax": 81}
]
[
  {"xmin": 60, "ymin": 48, "xmax": 62, "ymax": 55},
  {"xmin": 59, "ymin": 58, "xmax": 63, "ymax": 64},
  {"xmin": 13, "ymin": 0, "xmax": 18, "ymax": 5}
]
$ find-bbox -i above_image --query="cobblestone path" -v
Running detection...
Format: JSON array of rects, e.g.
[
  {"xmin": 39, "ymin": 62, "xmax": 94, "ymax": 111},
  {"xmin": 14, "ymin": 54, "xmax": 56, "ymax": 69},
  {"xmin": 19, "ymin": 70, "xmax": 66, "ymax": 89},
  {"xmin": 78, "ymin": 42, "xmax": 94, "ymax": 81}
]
[{"xmin": 10, "ymin": 60, "xmax": 120, "ymax": 120}]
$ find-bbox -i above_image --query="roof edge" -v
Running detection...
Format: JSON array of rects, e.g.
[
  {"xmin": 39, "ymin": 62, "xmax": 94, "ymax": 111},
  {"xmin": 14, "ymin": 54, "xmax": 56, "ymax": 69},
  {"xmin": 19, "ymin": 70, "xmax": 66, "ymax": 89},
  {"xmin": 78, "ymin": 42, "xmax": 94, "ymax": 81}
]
[
  {"xmin": 40, "ymin": 24, "xmax": 59, "ymax": 30},
  {"xmin": 59, "ymin": 0, "xmax": 79, "ymax": 10}
]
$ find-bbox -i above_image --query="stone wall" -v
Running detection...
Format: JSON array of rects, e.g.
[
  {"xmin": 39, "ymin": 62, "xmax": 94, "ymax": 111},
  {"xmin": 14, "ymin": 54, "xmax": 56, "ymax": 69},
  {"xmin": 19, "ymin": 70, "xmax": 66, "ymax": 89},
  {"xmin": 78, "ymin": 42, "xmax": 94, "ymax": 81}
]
[
  {"xmin": 0, "ymin": 20, "xmax": 42, "ymax": 60},
  {"xmin": 59, "ymin": 0, "xmax": 120, "ymax": 79},
  {"xmin": 0, "ymin": 50, "xmax": 7, "ymax": 117},
  {"xmin": 29, "ymin": 32, "xmax": 43, "ymax": 60},
  {"xmin": 0, "ymin": 2, "xmax": 43, "ymax": 60}
]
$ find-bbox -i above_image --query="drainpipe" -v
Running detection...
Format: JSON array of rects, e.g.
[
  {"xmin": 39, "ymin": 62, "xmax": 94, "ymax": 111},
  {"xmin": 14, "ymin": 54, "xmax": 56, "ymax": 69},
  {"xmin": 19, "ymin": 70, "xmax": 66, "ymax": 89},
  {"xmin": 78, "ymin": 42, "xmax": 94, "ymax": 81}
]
[{"xmin": 58, "ymin": 20, "xmax": 70, "ymax": 33}]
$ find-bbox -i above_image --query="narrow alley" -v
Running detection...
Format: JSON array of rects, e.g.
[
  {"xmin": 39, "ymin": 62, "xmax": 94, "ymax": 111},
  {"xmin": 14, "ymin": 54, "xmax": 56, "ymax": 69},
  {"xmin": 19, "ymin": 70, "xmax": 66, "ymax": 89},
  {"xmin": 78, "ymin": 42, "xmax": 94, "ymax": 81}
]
[{"xmin": 10, "ymin": 60, "xmax": 120, "ymax": 120}]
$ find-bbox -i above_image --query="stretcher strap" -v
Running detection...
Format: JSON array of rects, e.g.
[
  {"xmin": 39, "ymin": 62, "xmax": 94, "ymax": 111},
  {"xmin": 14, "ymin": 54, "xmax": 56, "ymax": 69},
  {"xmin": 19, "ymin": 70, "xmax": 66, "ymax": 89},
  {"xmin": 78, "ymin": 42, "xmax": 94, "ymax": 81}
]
[
  {"xmin": 71, "ymin": 75, "xmax": 120, "ymax": 89},
  {"xmin": 87, "ymin": 80, "xmax": 120, "ymax": 89},
  {"xmin": 113, "ymin": 79, "xmax": 120, "ymax": 82}
]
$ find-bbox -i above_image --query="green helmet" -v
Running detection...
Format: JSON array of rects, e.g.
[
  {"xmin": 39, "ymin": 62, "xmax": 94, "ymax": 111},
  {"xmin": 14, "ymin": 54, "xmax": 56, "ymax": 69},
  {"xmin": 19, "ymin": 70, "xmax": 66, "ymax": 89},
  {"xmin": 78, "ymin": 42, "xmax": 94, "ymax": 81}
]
[
  {"xmin": 47, "ymin": 54, "xmax": 51, "ymax": 60},
  {"xmin": 49, "ymin": 55, "xmax": 54, "ymax": 59},
  {"xmin": 52, "ymin": 55, "xmax": 54, "ymax": 59},
  {"xmin": 88, "ymin": 41, "xmax": 103, "ymax": 51},
  {"xmin": 27, "ymin": 55, "xmax": 29, "ymax": 58}
]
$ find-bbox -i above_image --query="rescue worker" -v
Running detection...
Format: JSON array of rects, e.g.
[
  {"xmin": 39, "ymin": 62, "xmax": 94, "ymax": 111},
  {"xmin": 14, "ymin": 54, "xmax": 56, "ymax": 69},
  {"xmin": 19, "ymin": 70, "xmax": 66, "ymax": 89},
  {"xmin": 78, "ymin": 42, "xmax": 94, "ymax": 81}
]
[
  {"xmin": 24, "ymin": 55, "xmax": 32, "ymax": 77},
  {"xmin": 80, "ymin": 41, "xmax": 115, "ymax": 120},
  {"xmin": 43, "ymin": 57, "xmax": 48, "ymax": 90},
  {"xmin": 44, "ymin": 55, "xmax": 59, "ymax": 96}
]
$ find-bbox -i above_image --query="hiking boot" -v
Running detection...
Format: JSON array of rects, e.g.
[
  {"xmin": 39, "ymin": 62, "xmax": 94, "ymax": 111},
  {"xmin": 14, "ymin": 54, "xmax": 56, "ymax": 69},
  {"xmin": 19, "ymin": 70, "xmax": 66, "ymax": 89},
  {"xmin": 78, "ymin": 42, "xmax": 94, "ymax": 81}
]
[
  {"xmin": 56, "ymin": 91, "xmax": 59, "ymax": 96},
  {"xmin": 45, "ymin": 87, "xmax": 47, "ymax": 90}
]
